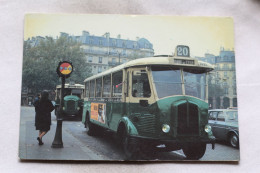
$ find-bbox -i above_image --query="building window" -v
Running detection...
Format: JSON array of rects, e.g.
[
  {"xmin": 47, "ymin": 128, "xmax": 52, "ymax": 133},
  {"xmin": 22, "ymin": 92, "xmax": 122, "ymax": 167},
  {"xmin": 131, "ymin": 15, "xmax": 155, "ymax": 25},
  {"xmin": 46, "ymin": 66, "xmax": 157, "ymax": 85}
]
[
  {"xmin": 223, "ymin": 64, "xmax": 228, "ymax": 70},
  {"xmin": 233, "ymin": 88, "xmax": 237, "ymax": 95},
  {"xmin": 122, "ymin": 41, "xmax": 126, "ymax": 47},
  {"xmin": 224, "ymin": 88, "xmax": 228, "ymax": 95},
  {"xmin": 98, "ymin": 66, "xmax": 102, "ymax": 73},
  {"xmin": 89, "ymin": 46, "xmax": 93, "ymax": 53},
  {"xmin": 89, "ymin": 39, "xmax": 94, "ymax": 44},
  {"xmin": 112, "ymin": 40, "xmax": 116, "ymax": 47},
  {"xmin": 112, "ymin": 58, "xmax": 116, "ymax": 65},
  {"xmin": 99, "ymin": 57, "xmax": 102, "ymax": 63},
  {"xmin": 99, "ymin": 39, "xmax": 103, "ymax": 45},
  {"xmin": 88, "ymin": 56, "xmax": 93, "ymax": 63},
  {"xmin": 122, "ymin": 59, "xmax": 127, "ymax": 63},
  {"xmin": 224, "ymin": 71, "xmax": 228, "ymax": 78}
]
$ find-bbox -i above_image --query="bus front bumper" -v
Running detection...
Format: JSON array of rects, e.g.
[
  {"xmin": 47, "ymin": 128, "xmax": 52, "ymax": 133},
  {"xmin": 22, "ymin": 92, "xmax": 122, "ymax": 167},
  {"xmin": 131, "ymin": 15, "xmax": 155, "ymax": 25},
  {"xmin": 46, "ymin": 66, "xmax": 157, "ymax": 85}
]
[{"xmin": 128, "ymin": 135, "xmax": 216, "ymax": 150}]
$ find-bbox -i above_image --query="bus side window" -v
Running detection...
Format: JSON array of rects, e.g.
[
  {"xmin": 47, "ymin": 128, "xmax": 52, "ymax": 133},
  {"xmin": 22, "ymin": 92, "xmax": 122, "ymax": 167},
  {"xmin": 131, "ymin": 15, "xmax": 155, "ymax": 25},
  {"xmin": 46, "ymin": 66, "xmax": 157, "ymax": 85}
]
[
  {"xmin": 112, "ymin": 71, "xmax": 123, "ymax": 98},
  {"xmin": 90, "ymin": 80, "xmax": 95, "ymax": 98},
  {"xmin": 103, "ymin": 74, "xmax": 111, "ymax": 98},
  {"xmin": 132, "ymin": 70, "xmax": 151, "ymax": 98},
  {"xmin": 96, "ymin": 78, "xmax": 102, "ymax": 97},
  {"xmin": 85, "ymin": 82, "xmax": 89, "ymax": 98}
]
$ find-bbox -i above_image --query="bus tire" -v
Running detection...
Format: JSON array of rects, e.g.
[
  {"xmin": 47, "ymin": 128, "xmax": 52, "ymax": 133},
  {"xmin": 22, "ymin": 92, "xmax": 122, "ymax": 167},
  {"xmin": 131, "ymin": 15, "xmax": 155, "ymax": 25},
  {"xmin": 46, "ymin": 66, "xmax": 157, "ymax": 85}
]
[
  {"xmin": 85, "ymin": 114, "xmax": 95, "ymax": 136},
  {"xmin": 182, "ymin": 143, "xmax": 206, "ymax": 160},
  {"xmin": 121, "ymin": 129, "xmax": 139, "ymax": 160}
]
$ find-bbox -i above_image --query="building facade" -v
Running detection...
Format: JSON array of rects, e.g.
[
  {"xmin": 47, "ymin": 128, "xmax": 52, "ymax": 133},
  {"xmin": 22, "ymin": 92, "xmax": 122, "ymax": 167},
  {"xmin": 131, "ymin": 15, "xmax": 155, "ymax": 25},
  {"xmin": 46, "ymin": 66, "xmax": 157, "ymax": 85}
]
[
  {"xmin": 79, "ymin": 31, "xmax": 154, "ymax": 75},
  {"xmin": 198, "ymin": 48, "xmax": 237, "ymax": 109}
]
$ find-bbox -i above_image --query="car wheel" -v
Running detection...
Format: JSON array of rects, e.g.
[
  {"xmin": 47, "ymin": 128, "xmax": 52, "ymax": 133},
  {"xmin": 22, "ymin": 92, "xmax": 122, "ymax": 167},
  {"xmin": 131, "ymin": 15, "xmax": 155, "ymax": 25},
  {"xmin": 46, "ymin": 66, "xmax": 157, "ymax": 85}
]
[
  {"xmin": 229, "ymin": 133, "xmax": 239, "ymax": 148},
  {"xmin": 182, "ymin": 143, "xmax": 206, "ymax": 160}
]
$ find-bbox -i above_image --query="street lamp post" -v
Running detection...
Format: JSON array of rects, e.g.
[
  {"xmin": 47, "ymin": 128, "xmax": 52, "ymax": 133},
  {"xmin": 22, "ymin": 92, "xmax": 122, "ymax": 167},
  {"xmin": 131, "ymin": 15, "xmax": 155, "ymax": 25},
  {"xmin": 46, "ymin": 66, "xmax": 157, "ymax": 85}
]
[{"xmin": 52, "ymin": 61, "xmax": 73, "ymax": 148}]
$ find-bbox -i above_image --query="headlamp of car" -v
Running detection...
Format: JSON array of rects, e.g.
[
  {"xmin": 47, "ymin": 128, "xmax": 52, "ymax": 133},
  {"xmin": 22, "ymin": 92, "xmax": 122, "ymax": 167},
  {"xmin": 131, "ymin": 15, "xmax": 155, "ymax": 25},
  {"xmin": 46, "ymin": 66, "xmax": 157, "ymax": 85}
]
[
  {"xmin": 204, "ymin": 124, "xmax": 212, "ymax": 133},
  {"xmin": 162, "ymin": 124, "xmax": 170, "ymax": 133}
]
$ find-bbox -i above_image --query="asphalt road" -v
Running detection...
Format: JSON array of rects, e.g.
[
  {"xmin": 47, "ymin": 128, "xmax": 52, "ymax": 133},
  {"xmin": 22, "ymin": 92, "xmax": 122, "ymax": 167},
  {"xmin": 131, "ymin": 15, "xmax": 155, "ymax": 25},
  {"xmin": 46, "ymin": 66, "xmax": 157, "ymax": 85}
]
[{"xmin": 19, "ymin": 106, "xmax": 240, "ymax": 161}]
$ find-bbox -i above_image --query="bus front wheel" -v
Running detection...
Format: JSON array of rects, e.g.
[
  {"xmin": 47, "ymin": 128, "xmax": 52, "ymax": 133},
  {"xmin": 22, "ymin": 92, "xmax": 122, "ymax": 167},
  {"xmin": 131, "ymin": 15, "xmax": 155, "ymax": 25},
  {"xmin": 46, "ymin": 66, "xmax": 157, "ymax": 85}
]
[
  {"xmin": 182, "ymin": 143, "xmax": 206, "ymax": 160},
  {"xmin": 121, "ymin": 130, "xmax": 139, "ymax": 160}
]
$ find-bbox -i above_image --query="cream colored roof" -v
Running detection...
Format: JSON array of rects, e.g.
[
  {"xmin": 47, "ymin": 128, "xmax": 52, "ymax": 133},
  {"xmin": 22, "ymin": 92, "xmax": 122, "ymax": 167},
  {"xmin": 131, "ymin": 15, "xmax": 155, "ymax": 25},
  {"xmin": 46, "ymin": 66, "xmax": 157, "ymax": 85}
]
[
  {"xmin": 56, "ymin": 83, "xmax": 84, "ymax": 89},
  {"xmin": 84, "ymin": 56, "xmax": 214, "ymax": 82}
]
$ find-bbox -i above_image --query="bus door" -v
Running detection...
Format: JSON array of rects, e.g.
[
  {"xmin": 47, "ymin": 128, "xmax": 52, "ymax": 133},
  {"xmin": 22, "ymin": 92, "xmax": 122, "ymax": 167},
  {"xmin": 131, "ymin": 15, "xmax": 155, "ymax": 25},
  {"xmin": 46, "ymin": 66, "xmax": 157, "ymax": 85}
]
[{"xmin": 127, "ymin": 68, "xmax": 153, "ymax": 117}]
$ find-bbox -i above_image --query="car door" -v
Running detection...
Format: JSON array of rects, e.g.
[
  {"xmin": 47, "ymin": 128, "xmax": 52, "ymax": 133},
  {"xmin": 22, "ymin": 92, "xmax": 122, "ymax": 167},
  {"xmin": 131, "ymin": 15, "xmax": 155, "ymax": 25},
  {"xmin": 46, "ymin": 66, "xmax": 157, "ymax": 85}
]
[
  {"xmin": 213, "ymin": 111, "xmax": 226, "ymax": 140},
  {"xmin": 208, "ymin": 111, "xmax": 218, "ymax": 136}
]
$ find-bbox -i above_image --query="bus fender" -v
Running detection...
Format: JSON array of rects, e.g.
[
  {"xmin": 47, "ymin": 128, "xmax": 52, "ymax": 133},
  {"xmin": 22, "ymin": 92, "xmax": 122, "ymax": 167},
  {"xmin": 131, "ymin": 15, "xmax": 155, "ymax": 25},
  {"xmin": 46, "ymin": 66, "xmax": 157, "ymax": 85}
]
[{"xmin": 117, "ymin": 117, "xmax": 138, "ymax": 135}]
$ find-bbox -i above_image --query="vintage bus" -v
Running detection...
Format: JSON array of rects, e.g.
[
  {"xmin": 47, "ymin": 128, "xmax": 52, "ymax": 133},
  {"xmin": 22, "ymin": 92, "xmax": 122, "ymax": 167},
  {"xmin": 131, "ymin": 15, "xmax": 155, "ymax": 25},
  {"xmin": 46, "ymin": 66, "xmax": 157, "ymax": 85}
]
[
  {"xmin": 55, "ymin": 83, "xmax": 84, "ymax": 120},
  {"xmin": 82, "ymin": 45, "xmax": 215, "ymax": 160}
]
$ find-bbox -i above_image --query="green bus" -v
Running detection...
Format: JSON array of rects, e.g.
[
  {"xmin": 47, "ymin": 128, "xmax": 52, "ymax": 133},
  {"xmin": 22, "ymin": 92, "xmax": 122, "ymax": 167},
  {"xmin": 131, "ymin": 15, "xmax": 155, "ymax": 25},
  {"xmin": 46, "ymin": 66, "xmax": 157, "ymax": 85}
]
[
  {"xmin": 55, "ymin": 83, "xmax": 84, "ymax": 120},
  {"xmin": 82, "ymin": 45, "xmax": 215, "ymax": 160}
]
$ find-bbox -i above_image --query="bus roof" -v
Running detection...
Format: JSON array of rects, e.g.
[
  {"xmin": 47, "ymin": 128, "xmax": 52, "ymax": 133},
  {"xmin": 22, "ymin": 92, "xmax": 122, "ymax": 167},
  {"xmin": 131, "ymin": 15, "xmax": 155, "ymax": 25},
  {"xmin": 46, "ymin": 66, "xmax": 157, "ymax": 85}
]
[
  {"xmin": 84, "ymin": 56, "xmax": 214, "ymax": 82},
  {"xmin": 56, "ymin": 83, "xmax": 84, "ymax": 89}
]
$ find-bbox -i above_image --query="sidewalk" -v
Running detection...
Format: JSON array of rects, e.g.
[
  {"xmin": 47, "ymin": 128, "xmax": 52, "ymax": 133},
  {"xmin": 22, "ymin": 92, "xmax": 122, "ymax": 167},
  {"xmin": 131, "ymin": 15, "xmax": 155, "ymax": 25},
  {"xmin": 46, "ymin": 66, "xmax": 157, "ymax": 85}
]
[{"xmin": 19, "ymin": 119, "xmax": 106, "ymax": 161}]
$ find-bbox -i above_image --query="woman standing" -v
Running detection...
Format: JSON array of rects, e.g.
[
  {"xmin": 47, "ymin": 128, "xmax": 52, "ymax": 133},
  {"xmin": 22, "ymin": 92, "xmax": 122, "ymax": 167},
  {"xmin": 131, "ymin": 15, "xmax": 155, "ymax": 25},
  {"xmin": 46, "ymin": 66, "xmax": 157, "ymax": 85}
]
[{"xmin": 34, "ymin": 91, "xmax": 54, "ymax": 145}]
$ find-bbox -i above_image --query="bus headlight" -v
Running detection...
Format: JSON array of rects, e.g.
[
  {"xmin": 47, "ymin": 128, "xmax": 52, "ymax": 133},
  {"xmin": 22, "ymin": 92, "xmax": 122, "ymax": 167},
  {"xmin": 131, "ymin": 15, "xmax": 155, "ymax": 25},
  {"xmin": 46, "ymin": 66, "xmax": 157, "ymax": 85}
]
[
  {"xmin": 162, "ymin": 124, "xmax": 170, "ymax": 133},
  {"xmin": 62, "ymin": 107, "xmax": 65, "ymax": 110},
  {"xmin": 77, "ymin": 107, "xmax": 80, "ymax": 110},
  {"xmin": 204, "ymin": 124, "xmax": 212, "ymax": 133}
]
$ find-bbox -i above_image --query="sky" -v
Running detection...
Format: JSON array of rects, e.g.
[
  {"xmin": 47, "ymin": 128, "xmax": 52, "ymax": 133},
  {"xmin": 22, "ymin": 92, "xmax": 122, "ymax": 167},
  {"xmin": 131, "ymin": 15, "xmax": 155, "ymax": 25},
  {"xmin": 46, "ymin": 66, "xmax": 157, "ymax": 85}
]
[{"xmin": 24, "ymin": 14, "xmax": 234, "ymax": 57}]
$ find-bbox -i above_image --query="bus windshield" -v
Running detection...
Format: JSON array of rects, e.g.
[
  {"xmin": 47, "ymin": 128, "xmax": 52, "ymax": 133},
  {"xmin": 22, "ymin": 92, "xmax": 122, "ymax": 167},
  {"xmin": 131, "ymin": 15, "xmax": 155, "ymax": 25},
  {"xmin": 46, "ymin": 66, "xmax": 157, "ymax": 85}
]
[
  {"xmin": 183, "ymin": 69, "xmax": 206, "ymax": 100},
  {"xmin": 151, "ymin": 66, "xmax": 207, "ymax": 100},
  {"xmin": 151, "ymin": 66, "xmax": 182, "ymax": 98},
  {"xmin": 64, "ymin": 89, "xmax": 83, "ymax": 98}
]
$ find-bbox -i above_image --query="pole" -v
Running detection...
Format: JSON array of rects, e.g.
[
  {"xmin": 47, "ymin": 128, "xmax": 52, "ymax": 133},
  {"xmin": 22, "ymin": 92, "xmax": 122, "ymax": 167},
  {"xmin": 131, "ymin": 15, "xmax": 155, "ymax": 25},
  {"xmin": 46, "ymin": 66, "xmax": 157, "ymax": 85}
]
[
  {"xmin": 51, "ymin": 77, "xmax": 65, "ymax": 148},
  {"xmin": 118, "ymin": 52, "xmax": 121, "ymax": 65}
]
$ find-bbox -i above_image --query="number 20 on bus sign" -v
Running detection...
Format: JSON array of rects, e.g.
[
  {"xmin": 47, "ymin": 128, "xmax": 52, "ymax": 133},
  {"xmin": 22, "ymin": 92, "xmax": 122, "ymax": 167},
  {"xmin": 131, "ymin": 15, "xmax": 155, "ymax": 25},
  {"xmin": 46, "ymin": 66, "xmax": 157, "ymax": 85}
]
[{"xmin": 176, "ymin": 45, "xmax": 190, "ymax": 57}]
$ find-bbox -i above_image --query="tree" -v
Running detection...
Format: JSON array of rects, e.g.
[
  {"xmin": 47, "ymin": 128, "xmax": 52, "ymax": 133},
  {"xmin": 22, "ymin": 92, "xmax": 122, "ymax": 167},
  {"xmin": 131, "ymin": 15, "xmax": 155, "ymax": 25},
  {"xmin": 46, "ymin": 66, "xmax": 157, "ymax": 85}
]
[{"xmin": 22, "ymin": 36, "xmax": 92, "ymax": 95}]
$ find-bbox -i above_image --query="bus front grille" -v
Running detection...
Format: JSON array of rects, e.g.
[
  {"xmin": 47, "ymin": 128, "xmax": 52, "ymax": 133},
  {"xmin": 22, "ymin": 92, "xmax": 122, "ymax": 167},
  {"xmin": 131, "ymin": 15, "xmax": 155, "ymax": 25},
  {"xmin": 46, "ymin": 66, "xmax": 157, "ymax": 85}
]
[
  {"xmin": 134, "ymin": 114, "xmax": 156, "ymax": 136},
  {"xmin": 66, "ymin": 100, "xmax": 76, "ymax": 111},
  {"xmin": 177, "ymin": 102, "xmax": 199, "ymax": 135}
]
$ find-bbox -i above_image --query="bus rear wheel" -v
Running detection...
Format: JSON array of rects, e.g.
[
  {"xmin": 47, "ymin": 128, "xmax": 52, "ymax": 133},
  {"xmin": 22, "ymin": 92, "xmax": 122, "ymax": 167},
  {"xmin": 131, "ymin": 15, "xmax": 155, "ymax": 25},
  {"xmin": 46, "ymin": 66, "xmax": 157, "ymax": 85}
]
[
  {"xmin": 182, "ymin": 143, "xmax": 206, "ymax": 160},
  {"xmin": 85, "ymin": 114, "xmax": 95, "ymax": 136}
]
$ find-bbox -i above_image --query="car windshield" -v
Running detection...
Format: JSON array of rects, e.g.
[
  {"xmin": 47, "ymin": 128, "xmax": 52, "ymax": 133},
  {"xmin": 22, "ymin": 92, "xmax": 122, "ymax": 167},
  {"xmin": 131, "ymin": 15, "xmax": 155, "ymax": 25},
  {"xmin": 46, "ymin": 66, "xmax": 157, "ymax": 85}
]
[
  {"xmin": 226, "ymin": 111, "xmax": 238, "ymax": 121},
  {"xmin": 183, "ymin": 69, "xmax": 206, "ymax": 100},
  {"xmin": 151, "ymin": 66, "xmax": 182, "ymax": 99}
]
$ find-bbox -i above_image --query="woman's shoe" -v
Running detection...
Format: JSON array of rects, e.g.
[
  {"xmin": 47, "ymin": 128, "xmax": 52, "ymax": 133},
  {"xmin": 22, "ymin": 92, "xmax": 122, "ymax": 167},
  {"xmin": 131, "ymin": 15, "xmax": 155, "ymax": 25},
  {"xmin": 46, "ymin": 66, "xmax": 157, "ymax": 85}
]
[{"xmin": 37, "ymin": 137, "xmax": 44, "ymax": 145}]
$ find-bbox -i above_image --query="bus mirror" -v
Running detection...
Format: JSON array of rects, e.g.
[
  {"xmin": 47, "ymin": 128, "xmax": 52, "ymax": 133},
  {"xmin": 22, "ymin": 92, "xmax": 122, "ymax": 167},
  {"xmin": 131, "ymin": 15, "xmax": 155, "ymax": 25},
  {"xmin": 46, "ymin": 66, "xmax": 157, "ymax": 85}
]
[
  {"xmin": 139, "ymin": 100, "xmax": 149, "ymax": 107},
  {"xmin": 133, "ymin": 71, "xmax": 141, "ymax": 76},
  {"xmin": 133, "ymin": 71, "xmax": 147, "ymax": 76}
]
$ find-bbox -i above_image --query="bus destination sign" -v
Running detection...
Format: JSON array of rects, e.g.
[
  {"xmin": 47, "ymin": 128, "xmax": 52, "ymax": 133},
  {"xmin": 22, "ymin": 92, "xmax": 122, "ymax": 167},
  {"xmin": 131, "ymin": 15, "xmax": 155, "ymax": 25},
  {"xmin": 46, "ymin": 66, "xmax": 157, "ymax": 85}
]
[{"xmin": 176, "ymin": 45, "xmax": 190, "ymax": 57}]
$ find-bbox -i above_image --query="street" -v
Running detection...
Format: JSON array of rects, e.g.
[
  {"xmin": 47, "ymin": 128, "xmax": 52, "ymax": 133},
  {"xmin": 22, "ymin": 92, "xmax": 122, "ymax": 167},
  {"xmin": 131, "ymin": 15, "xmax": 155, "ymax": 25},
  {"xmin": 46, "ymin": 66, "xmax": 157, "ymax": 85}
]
[{"xmin": 19, "ymin": 106, "xmax": 239, "ymax": 161}]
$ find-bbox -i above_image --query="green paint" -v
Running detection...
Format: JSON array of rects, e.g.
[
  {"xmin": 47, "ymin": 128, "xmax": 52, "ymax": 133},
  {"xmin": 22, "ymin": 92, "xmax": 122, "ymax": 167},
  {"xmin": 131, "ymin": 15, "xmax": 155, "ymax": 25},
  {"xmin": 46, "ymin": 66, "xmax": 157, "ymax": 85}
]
[{"xmin": 82, "ymin": 95, "xmax": 213, "ymax": 141}]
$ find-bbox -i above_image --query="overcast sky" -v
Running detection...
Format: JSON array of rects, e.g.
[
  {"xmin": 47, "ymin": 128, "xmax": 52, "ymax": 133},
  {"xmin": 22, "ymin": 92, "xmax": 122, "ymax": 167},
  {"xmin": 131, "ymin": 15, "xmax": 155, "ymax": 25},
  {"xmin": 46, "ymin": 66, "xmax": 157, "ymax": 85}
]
[{"xmin": 24, "ymin": 14, "xmax": 234, "ymax": 57}]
